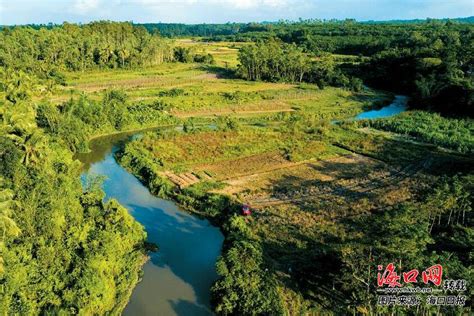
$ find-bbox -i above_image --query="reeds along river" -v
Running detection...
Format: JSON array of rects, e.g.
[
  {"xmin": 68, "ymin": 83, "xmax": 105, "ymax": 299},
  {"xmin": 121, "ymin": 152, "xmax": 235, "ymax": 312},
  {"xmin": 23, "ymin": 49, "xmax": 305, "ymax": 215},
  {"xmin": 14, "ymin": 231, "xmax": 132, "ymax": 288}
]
[{"xmin": 76, "ymin": 131, "xmax": 223, "ymax": 316}]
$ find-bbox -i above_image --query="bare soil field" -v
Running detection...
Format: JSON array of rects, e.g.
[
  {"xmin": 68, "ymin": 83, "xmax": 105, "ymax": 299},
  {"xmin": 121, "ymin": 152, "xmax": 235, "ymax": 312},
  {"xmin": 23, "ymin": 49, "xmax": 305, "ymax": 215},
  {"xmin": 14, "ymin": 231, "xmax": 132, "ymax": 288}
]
[
  {"xmin": 158, "ymin": 144, "xmax": 429, "ymax": 217},
  {"xmin": 211, "ymin": 152, "xmax": 427, "ymax": 211}
]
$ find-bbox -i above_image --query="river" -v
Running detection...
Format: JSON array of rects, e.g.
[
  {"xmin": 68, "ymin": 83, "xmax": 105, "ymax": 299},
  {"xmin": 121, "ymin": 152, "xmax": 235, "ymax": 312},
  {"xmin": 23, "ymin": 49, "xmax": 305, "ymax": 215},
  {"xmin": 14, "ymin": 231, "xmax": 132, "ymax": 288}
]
[
  {"xmin": 77, "ymin": 131, "xmax": 224, "ymax": 316},
  {"xmin": 75, "ymin": 94, "xmax": 407, "ymax": 315}
]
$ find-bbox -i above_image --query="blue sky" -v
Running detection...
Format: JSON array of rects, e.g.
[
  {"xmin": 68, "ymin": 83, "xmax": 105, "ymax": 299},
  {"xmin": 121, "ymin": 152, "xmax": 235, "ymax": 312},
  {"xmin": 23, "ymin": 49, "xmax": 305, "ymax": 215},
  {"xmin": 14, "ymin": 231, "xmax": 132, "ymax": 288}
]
[{"xmin": 1, "ymin": 0, "xmax": 473, "ymax": 25}]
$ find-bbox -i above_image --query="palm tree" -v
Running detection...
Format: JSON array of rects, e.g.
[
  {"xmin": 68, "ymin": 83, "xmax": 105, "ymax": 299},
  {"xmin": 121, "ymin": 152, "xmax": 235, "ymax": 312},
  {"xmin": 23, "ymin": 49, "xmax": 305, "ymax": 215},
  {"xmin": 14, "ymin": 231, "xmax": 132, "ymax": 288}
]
[
  {"xmin": 117, "ymin": 47, "xmax": 130, "ymax": 68},
  {"xmin": 2, "ymin": 101, "xmax": 36, "ymax": 134},
  {"xmin": 3, "ymin": 71, "xmax": 33, "ymax": 104},
  {"xmin": 0, "ymin": 188, "xmax": 20, "ymax": 240},
  {"xmin": 99, "ymin": 45, "xmax": 114, "ymax": 67},
  {"xmin": 0, "ymin": 180, "xmax": 21, "ymax": 276},
  {"xmin": 7, "ymin": 130, "xmax": 46, "ymax": 166}
]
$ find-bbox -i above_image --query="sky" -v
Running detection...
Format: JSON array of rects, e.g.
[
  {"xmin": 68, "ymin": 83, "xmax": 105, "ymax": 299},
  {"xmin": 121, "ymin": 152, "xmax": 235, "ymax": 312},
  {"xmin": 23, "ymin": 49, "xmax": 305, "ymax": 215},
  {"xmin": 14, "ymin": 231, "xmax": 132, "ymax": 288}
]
[{"xmin": 1, "ymin": 0, "xmax": 473, "ymax": 25}]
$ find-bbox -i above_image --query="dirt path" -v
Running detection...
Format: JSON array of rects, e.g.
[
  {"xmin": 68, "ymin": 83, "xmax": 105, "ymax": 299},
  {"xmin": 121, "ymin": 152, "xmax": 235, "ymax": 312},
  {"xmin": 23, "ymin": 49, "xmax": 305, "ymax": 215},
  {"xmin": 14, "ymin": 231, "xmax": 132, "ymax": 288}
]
[{"xmin": 173, "ymin": 108, "xmax": 295, "ymax": 118}]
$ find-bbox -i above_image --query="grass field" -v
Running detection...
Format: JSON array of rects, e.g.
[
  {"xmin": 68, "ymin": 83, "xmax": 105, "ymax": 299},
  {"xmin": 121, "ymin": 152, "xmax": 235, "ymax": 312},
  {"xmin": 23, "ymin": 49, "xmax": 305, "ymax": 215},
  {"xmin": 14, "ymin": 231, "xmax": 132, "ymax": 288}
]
[
  {"xmin": 175, "ymin": 39, "xmax": 246, "ymax": 67},
  {"xmin": 57, "ymin": 68, "xmax": 379, "ymax": 118},
  {"xmin": 47, "ymin": 41, "xmax": 388, "ymax": 122}
]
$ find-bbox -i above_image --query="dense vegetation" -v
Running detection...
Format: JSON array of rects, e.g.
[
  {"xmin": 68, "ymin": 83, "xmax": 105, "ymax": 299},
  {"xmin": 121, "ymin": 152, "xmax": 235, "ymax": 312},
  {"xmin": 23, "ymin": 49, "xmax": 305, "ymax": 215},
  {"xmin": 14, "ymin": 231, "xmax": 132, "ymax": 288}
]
[
  {"xmin": 359, "ymin": 111, "xmax": 474, "ymax": 154},
  {"xmin": 139, "ymin": 22, "xmax": 245, "ymax": 37},
  {"xmin": 1, "ymin": 19, "xmax": 473, "ymax": 315},
  {"xmin": 237, "ymin": 40, "xmax": 362, "ymax": 90},
  {"xmin": 223, "ymin": 20, "xmax": 473, "ymax": 116},
  {"xmin": 0, "ymin": 87, "xmax": 149, "ymax": 313},
  {"xmin": 136, "ymin": 19, "xmax": 474, "ymax": 39},
  {"xmin": 1, "ymin": 22, "xmax": 173, "ymax": 78}
]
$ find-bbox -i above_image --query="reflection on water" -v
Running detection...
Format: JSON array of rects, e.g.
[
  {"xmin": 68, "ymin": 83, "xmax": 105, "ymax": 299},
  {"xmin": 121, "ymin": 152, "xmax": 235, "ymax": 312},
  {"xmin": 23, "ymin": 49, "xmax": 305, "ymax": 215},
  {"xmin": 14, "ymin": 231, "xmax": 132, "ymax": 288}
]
[
  {"xmin": 78, "ymin": 130, "xmax": 224, "ymax": 316},
  {"xmin": 355, "ymin": 95, "xmax": 408, "ymax": 120}
]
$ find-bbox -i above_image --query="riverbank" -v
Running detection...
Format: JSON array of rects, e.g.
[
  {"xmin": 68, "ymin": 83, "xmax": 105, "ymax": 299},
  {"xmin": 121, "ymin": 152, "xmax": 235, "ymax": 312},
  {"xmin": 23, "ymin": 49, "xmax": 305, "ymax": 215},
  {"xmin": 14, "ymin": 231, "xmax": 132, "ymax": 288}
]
[
  {"xmin": 79, "ymin": 128, "xmax": 224, "ymax": 315},
  {"xmin": 115, "ymin": 144, "xmax": 284, "ymax": 314},
  {"xmin": 114, "ymin": 90, "xmax": 473, "ymax": 314}
]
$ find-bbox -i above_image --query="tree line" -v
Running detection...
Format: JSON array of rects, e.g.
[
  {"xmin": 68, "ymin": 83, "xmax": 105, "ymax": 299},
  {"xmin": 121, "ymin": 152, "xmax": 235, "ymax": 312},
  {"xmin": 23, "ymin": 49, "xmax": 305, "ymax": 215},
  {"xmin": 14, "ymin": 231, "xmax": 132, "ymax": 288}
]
[
  {"xmin": 237, "ymin": 40, "xmax": 363, "ymax": 91},
  {"xmin": 0, "ymin": 21, "xmax": 216, "ymax": 86},
  {"xmin": 232, "ymin": 21, "xmax": 473, "ymax": 117},
  {"xmin": 0, "ymin": 76, "xmax": 152, "ymax": 313}
]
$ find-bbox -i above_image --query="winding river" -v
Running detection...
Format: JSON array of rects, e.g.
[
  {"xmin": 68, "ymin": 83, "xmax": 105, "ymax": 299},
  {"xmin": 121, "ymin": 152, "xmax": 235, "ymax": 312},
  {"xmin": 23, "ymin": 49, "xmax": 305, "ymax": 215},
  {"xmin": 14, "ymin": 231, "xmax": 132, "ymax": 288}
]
[
  {"xmin": 75, "ymin": 94, "xmax": 407, "ymax": 315},
  {"xmin": 77, "ymin": 131, "xmax": 224, "ymax": 316}
]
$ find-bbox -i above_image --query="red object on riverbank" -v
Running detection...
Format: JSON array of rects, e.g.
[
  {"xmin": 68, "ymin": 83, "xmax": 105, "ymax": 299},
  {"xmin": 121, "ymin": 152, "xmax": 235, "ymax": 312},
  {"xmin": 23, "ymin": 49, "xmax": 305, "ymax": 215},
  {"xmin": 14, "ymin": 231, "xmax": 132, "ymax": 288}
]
[{"xmin": 242, "ymin": 204, "xmax": 251, "ymax": 216}]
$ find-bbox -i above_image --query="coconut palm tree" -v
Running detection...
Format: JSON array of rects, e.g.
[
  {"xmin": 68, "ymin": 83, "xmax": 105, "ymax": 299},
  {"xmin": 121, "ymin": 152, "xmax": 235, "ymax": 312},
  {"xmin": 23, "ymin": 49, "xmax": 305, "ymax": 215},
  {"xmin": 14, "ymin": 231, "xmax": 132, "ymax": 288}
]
[
  {"xmin": 99, "ymin": 45, "xmax": 114, "ymax": 67},
  {"xmin": 0, "ymin": 188, "xmax": 20, "ymax": 241},
  {"xmin": 117, "ymin": 47, "xmax": 130, "ymax": 68},
  {"xmin": 3, "ymin": 71, "xmax": 33, "ymax": 104},
  {"xmin": 0, "ymin": 178, "xmax": 21, "ymax": 276},
  {"xmin": 7, "ymin": 130, "xmax": 46, "ymax": 166}
]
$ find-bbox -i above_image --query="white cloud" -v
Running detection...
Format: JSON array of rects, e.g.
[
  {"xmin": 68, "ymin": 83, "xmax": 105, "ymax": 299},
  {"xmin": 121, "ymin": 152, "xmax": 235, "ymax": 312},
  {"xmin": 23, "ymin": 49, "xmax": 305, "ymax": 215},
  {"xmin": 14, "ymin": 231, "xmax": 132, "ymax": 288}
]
[
  {"xmin": 129, "ymin": 0, "xmax": 197, "ymax": 5},
  {"xmin": 3, "ymin": 0, "xmax": 473, "ymax": 25},
  {"xmin": 126, "ymin": 0, "xmax": 288, "ymax": 9},
  {"xmin": 74, "ymin": 0, "xmax": 100, "ymax": 14},
  {"xmin": 224, "ymin": 0, "xmax": 289, "ymax": 9}
]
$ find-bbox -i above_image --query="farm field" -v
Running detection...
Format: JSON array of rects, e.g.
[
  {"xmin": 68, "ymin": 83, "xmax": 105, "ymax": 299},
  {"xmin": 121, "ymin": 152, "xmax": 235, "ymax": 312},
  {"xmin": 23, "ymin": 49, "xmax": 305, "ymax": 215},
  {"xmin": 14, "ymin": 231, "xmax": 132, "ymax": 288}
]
[
  {"xmin": 118, "ymin": 118, "xmax": 473, "ymax": 313},
  {"xmin": 47, "ymin": 42, "xmax": 387, "ymax": 121}
]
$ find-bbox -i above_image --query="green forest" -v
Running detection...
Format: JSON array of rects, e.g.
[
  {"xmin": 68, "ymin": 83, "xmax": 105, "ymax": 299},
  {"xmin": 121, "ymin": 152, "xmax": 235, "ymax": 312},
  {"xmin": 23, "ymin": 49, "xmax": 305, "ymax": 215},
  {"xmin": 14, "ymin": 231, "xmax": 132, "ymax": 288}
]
[{"xmin": 1, "ymin": 18, "xmax": 473, "ymax": 314}]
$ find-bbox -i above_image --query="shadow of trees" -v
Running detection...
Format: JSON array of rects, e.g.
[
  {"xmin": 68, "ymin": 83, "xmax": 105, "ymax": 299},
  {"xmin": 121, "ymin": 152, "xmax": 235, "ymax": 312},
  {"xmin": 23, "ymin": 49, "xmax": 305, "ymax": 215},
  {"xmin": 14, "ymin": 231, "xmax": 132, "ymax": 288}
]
[
  {"xmin": 251, "ymin": 131, "xmax": 473, "ymax": 311},
  {"xmin": 197, "ymin": 64, "xmax": 237, "ymax": 79}
]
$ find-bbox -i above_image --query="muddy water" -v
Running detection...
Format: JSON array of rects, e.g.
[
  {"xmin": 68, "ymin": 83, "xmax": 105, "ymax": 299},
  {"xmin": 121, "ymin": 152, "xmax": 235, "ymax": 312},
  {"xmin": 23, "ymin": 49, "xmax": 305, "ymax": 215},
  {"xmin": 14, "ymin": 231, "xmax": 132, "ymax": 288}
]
[{"xmin": 77, "ymin": 130, "xmax": 224, "ymax": 316}]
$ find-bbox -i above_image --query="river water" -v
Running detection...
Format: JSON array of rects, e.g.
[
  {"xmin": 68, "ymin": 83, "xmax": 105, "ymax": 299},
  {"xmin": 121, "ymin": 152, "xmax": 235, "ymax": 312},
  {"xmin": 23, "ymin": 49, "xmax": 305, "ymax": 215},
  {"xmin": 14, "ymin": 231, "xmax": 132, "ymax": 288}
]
[
  {"xmin": 355, "ymin": 95, "xmax": 407, "ymax": 120},
  {"xmin": 77, "ymin": 131, "xmax": 224, "ymax": 316}
]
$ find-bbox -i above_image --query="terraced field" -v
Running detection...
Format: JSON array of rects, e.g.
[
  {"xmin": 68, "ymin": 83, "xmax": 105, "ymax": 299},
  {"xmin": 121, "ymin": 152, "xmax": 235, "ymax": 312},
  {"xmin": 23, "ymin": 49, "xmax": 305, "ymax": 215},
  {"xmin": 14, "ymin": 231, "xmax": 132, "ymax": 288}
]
[{"xmin": 47, "ymin": 41, "xmax": 384, "ymax": 122}]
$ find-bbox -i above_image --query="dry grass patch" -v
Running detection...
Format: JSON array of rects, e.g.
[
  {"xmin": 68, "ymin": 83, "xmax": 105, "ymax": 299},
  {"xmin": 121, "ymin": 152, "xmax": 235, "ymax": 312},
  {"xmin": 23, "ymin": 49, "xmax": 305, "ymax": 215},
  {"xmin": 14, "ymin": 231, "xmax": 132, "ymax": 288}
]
[{"xmin": 194, "ymin": 151, "xmax": 289, "ymax": 181}]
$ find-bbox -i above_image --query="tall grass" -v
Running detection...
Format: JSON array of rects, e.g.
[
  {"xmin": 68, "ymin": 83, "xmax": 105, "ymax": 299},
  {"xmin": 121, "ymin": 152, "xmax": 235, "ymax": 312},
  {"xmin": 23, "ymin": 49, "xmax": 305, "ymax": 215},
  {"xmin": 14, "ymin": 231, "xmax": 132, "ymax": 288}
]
[{"xmin": 361, "ymin": 111, "xmax": 473, "ymax": 154}]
